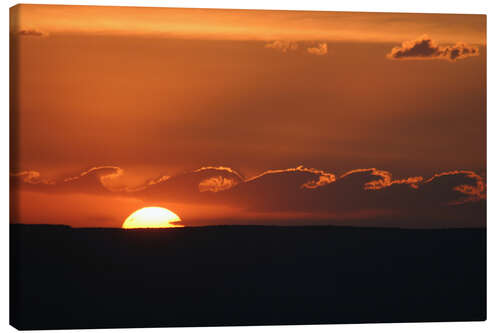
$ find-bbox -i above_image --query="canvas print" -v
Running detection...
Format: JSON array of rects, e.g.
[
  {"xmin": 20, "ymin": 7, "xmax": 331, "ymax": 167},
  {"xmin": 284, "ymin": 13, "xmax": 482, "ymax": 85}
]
[{"xmin": 10, "ymin": 4, "xmax": 486, "ymax": 330}]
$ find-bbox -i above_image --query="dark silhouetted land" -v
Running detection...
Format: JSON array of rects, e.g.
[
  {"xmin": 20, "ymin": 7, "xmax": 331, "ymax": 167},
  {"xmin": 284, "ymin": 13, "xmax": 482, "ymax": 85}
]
[{"xmin": 10, "ymin": 224, "xmax": 486, "ymax": 330}]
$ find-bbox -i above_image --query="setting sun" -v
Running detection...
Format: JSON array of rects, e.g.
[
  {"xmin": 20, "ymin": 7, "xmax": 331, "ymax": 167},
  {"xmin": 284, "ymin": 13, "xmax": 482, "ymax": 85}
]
[{"xmin": 122, "ymin": 207, "xmax": 183, "ymax": 229}]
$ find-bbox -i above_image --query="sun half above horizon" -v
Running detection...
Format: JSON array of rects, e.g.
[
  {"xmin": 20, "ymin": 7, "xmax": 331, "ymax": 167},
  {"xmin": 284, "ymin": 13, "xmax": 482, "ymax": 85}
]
[{"xmin": 122, "ymin": 207, "xmax": 183, "ymax": 229}]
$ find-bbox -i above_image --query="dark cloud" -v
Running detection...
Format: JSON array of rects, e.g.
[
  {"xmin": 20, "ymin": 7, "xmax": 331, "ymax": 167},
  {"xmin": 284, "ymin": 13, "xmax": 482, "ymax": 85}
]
[
  {"xmin": 216, "ymin": 168, "xmax": 484, "ymax": 222},
  {"xmin": 387, "ymin": 35, "xmax": 479, "ymax": 61},
  {"xmin": 11, "ymin": 165, "xmax": 485, "ymax": 227}
]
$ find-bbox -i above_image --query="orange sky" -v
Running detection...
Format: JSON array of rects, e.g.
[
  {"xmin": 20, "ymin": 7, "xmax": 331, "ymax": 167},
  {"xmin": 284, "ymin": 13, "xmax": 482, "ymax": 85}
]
[{"xmin": 10, "ymin": 5, "xmax": 486, "ymax": 228}]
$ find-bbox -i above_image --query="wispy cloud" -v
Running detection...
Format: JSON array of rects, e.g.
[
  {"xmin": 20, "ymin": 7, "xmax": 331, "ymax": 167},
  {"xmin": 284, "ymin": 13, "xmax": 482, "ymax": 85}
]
[
  {"xmin": 11, "ymin": 166, "xmax": 124, "ymax": 194},
  {"xmin": 265, "ymin": 41, "xmax": 328, "ymax": 55},
  {"xmin": 340, "ymin": 168, "xmax": 422, "ymax": 190},
  {"xmin": 264, "ymin": 40, "xmax": 299, "ymax": 53},
  {"xmin": 16, "ymin": 29, "xmax": 48, "ymax": 37},
  {"xmin": 11, "ymin": 170, "xmax": 54, "ymax": 185},
  {"xmin": 199, "ymin": 176, "xmax": 239, "ymax": 193},
  {"xmin": 246, "ymin": 166, "xmax": 336, "ymax": 189}
]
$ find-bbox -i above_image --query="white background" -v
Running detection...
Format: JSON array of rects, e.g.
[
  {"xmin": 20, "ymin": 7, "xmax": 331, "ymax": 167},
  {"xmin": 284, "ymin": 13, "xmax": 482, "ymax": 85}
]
[{"xmin": 1, "ymin": 0, "xmax": 498, "ymax": 332}]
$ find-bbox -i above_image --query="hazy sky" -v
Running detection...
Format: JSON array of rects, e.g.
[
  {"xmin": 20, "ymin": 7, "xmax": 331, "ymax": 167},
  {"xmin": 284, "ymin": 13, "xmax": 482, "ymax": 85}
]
[{"xmin": 10, "ymin": 5, "xmax": 486, "ymax": 228}]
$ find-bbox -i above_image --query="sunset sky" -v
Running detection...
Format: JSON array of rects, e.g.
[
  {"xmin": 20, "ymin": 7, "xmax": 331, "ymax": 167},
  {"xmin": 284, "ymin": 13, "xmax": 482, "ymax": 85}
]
[{"xmin": 10, "ymin": 4, "xmax": 486, "ymax": 228}]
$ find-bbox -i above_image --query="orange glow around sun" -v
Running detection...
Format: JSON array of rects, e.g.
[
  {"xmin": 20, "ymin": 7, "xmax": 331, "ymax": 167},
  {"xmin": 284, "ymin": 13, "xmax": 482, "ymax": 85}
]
[{"xmin": 122, "ymin": 207, "xmax": 183, "ymax": 229}]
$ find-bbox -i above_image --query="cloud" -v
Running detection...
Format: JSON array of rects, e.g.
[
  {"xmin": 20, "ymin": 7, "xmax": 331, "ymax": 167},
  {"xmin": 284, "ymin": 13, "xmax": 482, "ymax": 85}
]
[
  {"xmin": 199, "ymin": 176, "xmax": 239, "ymax": 193},
  {"xmin": 265, "ymin": 40, "xmax": 299, "ymax": 53},
  {"xmin": 194, "ymin": 166, "xmax": 243, "ymax": 180},
  {"xmin": 137, "ymin": 166, "xmax": 244, "ymax": 202},
  {"xmin": 340, "ymin": 168, "xmax": 422, "ymax": 190},
  {"xmin": 216, "ymin": 167, "xmax": 485, "ymax": 226},
  {"xmin": 11, "ymin": 170, "xmax": 55, "ymax": 185},
  {"xmin": 247, "ymin": 166, "xmax": 336, "ymax": 189},
  {"xmin": 421, "ymin": 170, "xmax": 486, "ymax": 204},
  {"xmin": 11, "ymin": 165, "xmax": 485, "ymax": 227},
  {"xmin": 145, "ymin": 175, "xmax": 170, "ymax": 186},
  {"xmin": 62, "ymin": 166, "xmax": 124, "ymax": 190},
  {"xmin": 334, "ymin": 168, "xmax": 484, "ymax": 208},
  {"xmin": 387, "ymin": 35, "xmax": 479, "ymax": 61},
  {"xmin": 16, "ymin": 29, "xmax": 48, "ymax": 37},
  {"xmin": 265, "ymin": 41, "xmax": 328, "ymax": 55},
  {"xmin": 11, "ymin": 166, "xmax": 124, "ymax": 195},
  {"xmin": 307, "ymin": 42, "xmax": 328, "ymax": 56}
]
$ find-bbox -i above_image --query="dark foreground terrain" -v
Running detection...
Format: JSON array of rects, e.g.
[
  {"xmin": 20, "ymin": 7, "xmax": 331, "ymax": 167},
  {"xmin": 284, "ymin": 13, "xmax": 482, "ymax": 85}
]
[{"xmin": 10, "ymin": 224, "xmax": 486, "ymax": 330}]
